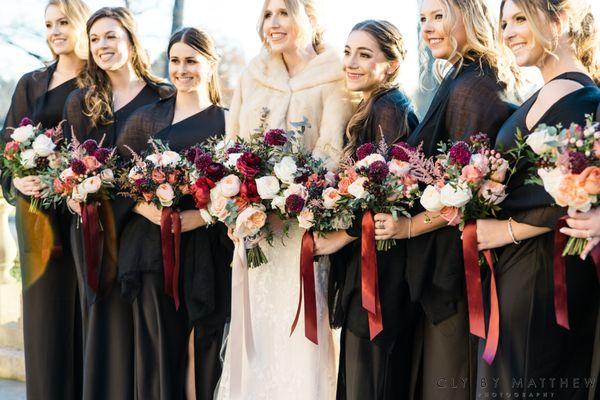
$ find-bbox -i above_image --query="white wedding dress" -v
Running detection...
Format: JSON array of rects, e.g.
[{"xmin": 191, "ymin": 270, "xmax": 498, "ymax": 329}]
[{"xmin": 216, "ymin": 224, "xmax": 337, "ymax": 400}]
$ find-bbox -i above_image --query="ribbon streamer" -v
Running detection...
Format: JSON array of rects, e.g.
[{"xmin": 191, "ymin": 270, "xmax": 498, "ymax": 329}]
[
  {"xmin": 160, "ymin": 207, "xmax": 181, "ymax": 309},
  {"xmin": 462, "ymin": 221, "xmax": 500, "ymax": 365},
  {"xmin": 291, "ymin": 230, "xmax": 318, "ymax": 344},
  {"xmin": 361, "ymin": 210, "xmax": 383, "ymax": 340},
  {"xmin": 81, "ymin": 202, "xmax": 101, "ymax": 293},
  {"xmin": 553, "ymin": 217, "xmax": 570, "ymax": 330}
]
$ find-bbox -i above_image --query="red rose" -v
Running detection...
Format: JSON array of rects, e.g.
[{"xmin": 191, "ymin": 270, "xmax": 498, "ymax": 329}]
[
  {"xmin": 53, "ymin": 178, "xmax": 65, "ymax": 194},
  {"xmin": 206, "ymin": 162, "xmax": 226, "ymax": 181},
  {"xmin": 192, "ymin": 177, "xmax": 215, "ymax": 209},
  {"xmin": 240, "ymin": 179, "xmax": 261, "ymax": 203},
  {"xmin": 236, "ymin": 152, "xmax": 261, "ymax": 178}
]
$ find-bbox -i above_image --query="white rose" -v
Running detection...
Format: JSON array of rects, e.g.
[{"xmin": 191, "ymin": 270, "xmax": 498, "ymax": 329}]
[
  {"xmin": 274, "ymin": 156, "xmax": 298, "ymax": 184},
  {"xmin": 420, "ymin": 185, "xmax": 444, "ymax": 212},
  {"xmin": 145, "ymin": 153, "xmax": 161, "ymax": 165},
  {"xmin": 283, "ymin": 183, "xmax": 308, "ymax": 200},
  {"xmin": 526, "ymin": 128, "xmax": 556, "ymax": 155},
  {"xmin": 47, "ymin": 153, "xmax": 63, "ymax": 169},
  {"xmin": 388, "ymin": 159, "xmax": 411, "ymax": 176},
  {"xmin": 347, "ymin": 177, "xmax": 368, "ymax": 199},
  {"xmin": 440, "ymin": 183, "xmax": 472, "ymax": 208},
  {"xmin": 71, "ymin": 184, "xmax": 87, "ymax": 202},
  {"xmin": 225, "ymin": 153, "xmax": 242, "ymax": 168},
  {"xmin": 255, "ymin": 175, "xmax": 280, "ymax": 199},
  {"xmin": 60, "ymin": 167, "xmax": 76, "ymax": 181},
  {"xmin": 469, "ymin": 153, "xmax": 490, "ymax": 175},
  {"xmin": 159, "ymin": 151, "xmax": 181, "ymax": 167},
  {"xmin": 10, "ymin": 125, "xmax": 35, "ymax": 143},
  {"xmin": 220, "ymin": 174, "xmax": 241, "ymax": 197},
  {"xmin": 100, "ymin": 169, "xmax": 115, "ymax": 182},
  {"xmin": 271, "ymin": 195, "xmax": 286, "ymax": 212},
  {"xmin": 156, "ymin": 183, "xmax": 175, "ymax": 207},
  {"xmin": 81, "ymin": 176, "xmax": 102, "ymax": 194},
  {"xmin": 128, "ymin": 165, "xmax": 145, "ymax": 181},
  {"xmin": 355, "ymin": 153, "xmax": 386, "ymax": 169},
  {"xmin": 538, "ymin": 167, "xmax": 565, "ymax": 201},
  {"xmin": 19, "ymin": 149, "xmax": 37, "ymax": 169},
  {"xmin": 31, "ymin": 134, "xmax": 56, "ymax": 157},
  {"xmin": 297, "ymin": 209, "xmax": 315, "ymax": 230},
  {"xmin": 322, "ymin": 187, "xmax": 341, "ymax": 209}
]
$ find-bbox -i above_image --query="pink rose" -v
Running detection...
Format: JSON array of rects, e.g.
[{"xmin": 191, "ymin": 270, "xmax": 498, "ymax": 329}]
[
  {"xmin": 152, "ymin": 168, "xmax": 166, "ymax": 184},
  {"xmin": 82, "ymin": 156, "xmax": 102, "ymax": 172},
  {"xmin": 440, "ymin": 206, "xmax": 462, "ymax": 226},
  {"xmin": 156, "ymin": 183, "xmax": 175, "ymax": 207},
  {"xmin": 461, "ymin": 165, "xmax": 484, "ymax": 184},
  {"xmin": 478, "ymin": 180, "xmax": 507, "ymax": 205}
]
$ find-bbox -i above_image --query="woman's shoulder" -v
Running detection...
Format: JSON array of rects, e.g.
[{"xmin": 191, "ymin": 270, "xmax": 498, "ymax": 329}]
[
  {"xmin": 373, "ymin": 88, "xmax": 413, "ymax": 110},
  {"xmin": 14, "ymin": 63, "xmax": 56, "ymax": 91}
]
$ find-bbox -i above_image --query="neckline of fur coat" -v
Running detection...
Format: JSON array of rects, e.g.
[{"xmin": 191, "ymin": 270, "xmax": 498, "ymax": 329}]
[{"xmin": 247, "ymin": 44, "xmax": 344, "ymax": 93}]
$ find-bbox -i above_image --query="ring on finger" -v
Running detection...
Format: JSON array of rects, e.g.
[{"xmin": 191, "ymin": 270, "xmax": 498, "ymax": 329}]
[{"xmin": 586, "ymin": 230, "xmax": 593, "ymax": 241}]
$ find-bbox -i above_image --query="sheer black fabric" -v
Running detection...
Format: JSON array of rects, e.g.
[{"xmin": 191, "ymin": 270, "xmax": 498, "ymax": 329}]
[
  {"xmin": 477, "ymin": 73, "xmax": 600, "ymax": 399},
  {"xmin": 116, "ymin": 96, "xmax": 230, "ymax": 400},
  {"xmin": 329, "ymin": 88, "xmax": 418, "ymax": 400},
  {"xmin": 63, "ymin": 81, "xmax": 172, "ymax": 400},
  {"xmin": 1, "ymin": 63, "xmax": 82, "ymax": 400}
]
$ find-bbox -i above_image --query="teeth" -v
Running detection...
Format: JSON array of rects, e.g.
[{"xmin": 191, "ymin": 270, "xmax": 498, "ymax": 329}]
[
  {"xmin": 99, "ymin": 53, "xmax": 113, "ymax": 61},
  {"xmin": 511, "ymin": 44, "xmax": 526, "ymax": 51},
  {"xmin": 53, "ymin": 39, "xmax": 65, "ymax": 44},
  {"xmin": 271, "ymin": 33, "xmax": 285, "ymax": 40},
  {"xmin": 430, "ymin": 39, "xmax": 443, "ymax": 45}
]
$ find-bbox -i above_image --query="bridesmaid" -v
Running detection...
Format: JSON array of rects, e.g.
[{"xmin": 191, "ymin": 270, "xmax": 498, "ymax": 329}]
[
  {"xmin": 116, "ymin": 27, "xmax": 231, "ymax": 400},
  {"xmin": 312, "ymin": 20, "xmax": 419, "ymax": 400},
  {"xmin": 1, "ymin": 1, "xmax": 89, "ymax": 399},
  {"xmin": 475, "ymin": 0, "xmax": 600, "ymax": 398},
  {"xmin": 372, "ymin": 0, "xmax": 518, "ymax": 398},
  {"xmin": 62, "ymin": 7, "xmax": 173, "ymax": 400}
]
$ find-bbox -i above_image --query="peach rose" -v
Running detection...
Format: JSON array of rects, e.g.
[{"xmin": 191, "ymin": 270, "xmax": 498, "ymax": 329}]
[
  {"xmin": 322, "ymin": 187, "xmax": 341, "ymax": 209},
  {"xmin": 440, "ymin": 206, "xmax": 462, "ymax": 226},
  {"xmin": 577, "ymin": 166, "xmax": 600, "ymax": 195},
  {"xmin": 555, "ymin": 174, "xmax": 593, "ymax": 212},
  {"xmin": 594, "ymin": 141, "xmax": 600, "ymax": 159},
  {"xmin": 234, "ymin": 205, "xmax": 267, "ymax": 238},
  {"xmin": 82, "ymin": 156, "xmax": 101, "ymax": 172},
  {"xmin": 461, "ymin": 165, "xmax": 484, "ymax": 184},
  {"xmin": 142, "ymin": 192, "xmax": 154, "ymax": 202},
  {"xmin": 151, "ymin": 168, "xmax": 166, "ymax": 184},
  {"xmin": 208, "ymin": 185, "xmax": 231, "ymax": 222}
]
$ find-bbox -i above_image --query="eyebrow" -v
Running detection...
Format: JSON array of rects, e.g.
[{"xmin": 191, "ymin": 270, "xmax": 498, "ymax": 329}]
[
  {"xmin": 45, "ymin": 17, "xmax": 68, "ymax": 23},
  {"xmin": 90, "ymin": 30, "xmax": 116, "ymax": 36},
  {"xmin": 419, "ymin": 9, "xmax": 443, "ymax": 16}
]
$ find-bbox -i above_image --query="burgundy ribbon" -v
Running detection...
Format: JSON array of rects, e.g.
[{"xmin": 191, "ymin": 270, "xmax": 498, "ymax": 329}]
[
  {"xmin": 592, "ymin": 245, "xmax": 600, "ymax": 282},
  {"xmin": 160, "ymin": 207, "xmax": 181, "ymax": 309},
  {"xmin": 361, "ymin": 211, "xmax": 383, "ymax": 340},
  {"xmin": 554, "ymin": 217, "xmax": 570, "ymax": 330},
  {"xmin": 291, "ymin": 230, "xmax": 318, "ymax": 344},
  {"xmin": 462, "ymin": 221, "xmax": 500, "ymax": 364},
  {"xmin": 81, "ymin": 202, "xmax": 101, "ymax": 293}
]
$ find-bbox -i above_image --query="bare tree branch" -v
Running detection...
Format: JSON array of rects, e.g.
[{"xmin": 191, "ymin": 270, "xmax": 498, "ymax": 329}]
[{"xmin": 0, "ymin": 33, "xmax": 46, "ymax": 64}]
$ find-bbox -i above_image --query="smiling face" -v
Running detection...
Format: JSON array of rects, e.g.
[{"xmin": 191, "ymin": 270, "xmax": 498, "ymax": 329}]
[
  {"xmin": 343, "ymin": 30, "xmax": 394, "ymax": 96},
  {"xmin": 261, "ymin": 0, "xmax": 299, "ymax": 54},
  {"xmin": 45, "ymin": 4, "xmax": 77, "ymax": 56},
  {"xmin": 168, "ymin": 41, "xmax": 213, "ymax": 93},
  {"xmin": 500, "ymin": 0, "xmax": 548, "ymax": 67},
  {"xmin": 88, "ymin": 17, "xmax": 131, "ymax": 72},
  {"xmin": 419, "ymin": 0, "xmax": 467, "ymax": 60}
]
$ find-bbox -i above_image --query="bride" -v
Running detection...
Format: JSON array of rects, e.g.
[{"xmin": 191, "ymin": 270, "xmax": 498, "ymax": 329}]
[{"xmin": 216, "ymin": 0, "xmax": 352, "ymax": 398}]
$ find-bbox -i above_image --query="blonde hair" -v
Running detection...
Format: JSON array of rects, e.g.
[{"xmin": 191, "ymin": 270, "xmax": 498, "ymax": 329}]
[
  {"xmin": 419, "ymin": 0, "xmax": 521, "ymax": 94},
  {"xmin": 257, "ymin": 0, "xmax": 324, "ymax": 53},
  {"xmin": 168, "ymin": 27, "xmax": 222, "ymax": 105},
  {"xmin": 499, "ymin": 0, "xmax": 600, "ymax": 84},
  {"xmin": 343, "ymin": 20, "xmax": 409, "ymax": 159},
  {"xmin": 79, "ymin": 7, "xmax": 165, "ymax": 127},
  {"xmin": 45, "ymin": 0, "xmax": 90, "ymax": 60}
]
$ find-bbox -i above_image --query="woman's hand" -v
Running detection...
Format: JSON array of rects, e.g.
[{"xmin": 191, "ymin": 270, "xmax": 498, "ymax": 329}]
[
  {"xmin": 560, "ymin": 207, "xmax": 600, "ymax": 259},
  {"xmin": 179, "ymin": 210, "xmax": 207, "ymax": 233},
  {"xmin": 67, "ymin": 199, "xmax": 82, "ymax": 216},
  {"xmin": 133, "ymin": 202, "xmax": 162, "ymax": 225},
  {"xmin": 476, "ymin": 219, "xmax": 513, "ymax": 251},
  {"xmin": 13, "ymin": 176, "xmax": 43, "ymax": 197},
  {"xmin": 313, "ymin": 230, "xmax": 356, "ymax": 256},
  {"xmin": 374, "ymin": 213, "xmax": 409, "ymax": 240}
]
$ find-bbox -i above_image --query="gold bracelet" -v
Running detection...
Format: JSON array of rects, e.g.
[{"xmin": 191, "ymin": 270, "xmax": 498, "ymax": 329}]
[{"xmin": 507, "ymin": 217, "xmax": 521, "ymax": 245}]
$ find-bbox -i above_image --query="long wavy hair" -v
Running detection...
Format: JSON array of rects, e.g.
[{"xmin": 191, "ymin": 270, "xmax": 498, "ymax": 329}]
[
  {"xmin": 79, "ymin": 7, "xmax": 164, "ymax": 127},
  {"xmin": 45, "ymin": 0, "xmax": 90, "ymax": 61},
  {"xmin": 419, "ymin": 0, "xmax": 521, "ymax": 95},
  {"xmin": 257, "ymin": 0, "xmax": 324, "ymax": 53},
  {"xmin": 499, "ymin": 0, "xmax": 600, "ymax": 84},
  {"xmin": 168, "ymin": 27, "xmax": 222, "ymax": 106},
  {"xmin": 343, "ymin": 20, "xmax": 410, "ymax": 159}
]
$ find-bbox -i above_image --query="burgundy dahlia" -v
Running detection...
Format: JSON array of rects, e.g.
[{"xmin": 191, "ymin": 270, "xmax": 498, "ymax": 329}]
[
  {"xmin": 236, "ymin": 152, "xmax": 261, "ymax": 178},
  {"xmin": 264, "ymin": 128, "xmax": 287, "ymax": 146},
  {"xmin": 356, "ymin": 143, "xmax": 375, "ymax": 160},
  {"xmin": 226, "ymin": 143, "xmax": 244, "ymax": 154},
  {"xmin": 70, "ymin": 159, "xmax": 86, "ymax": 175},
  {"xmin": 205, "ymin": 162, "xmax": 226, "ymax": 181},
  {"xmin": 185, "ymin": 147, "xmax": 203, "ymax": 163},
  {"xmin": 449, "ymin": 141, "xmax": 471, "ymax": 166},
  {"xmin": 81, "ymin": 139, "xmax": 99, "ymax": 155},
  {"xmin": 194, "ymin": 153, "xmax": 213, "ymax": 172},
  {"xmin": 368, "ymin": 160, "xmax": 389, "ymax": 182},
  {"xmin": 568, "ymin": 151, "xmax": 588, "ymax": 174},
  {"xmin": 19, "ymin": 117, "xmax": 33, "ymax": 127},
  {"xmin": 285, "ymin": 194, "xmax": 305, "ymax": 214},
  {"xmin": 390, "ymin": 143, "xmax": 413, "ymax": 161},
  {"xmin": 94, "ymin": 148, "xmax": 111, "ymax": 163}
]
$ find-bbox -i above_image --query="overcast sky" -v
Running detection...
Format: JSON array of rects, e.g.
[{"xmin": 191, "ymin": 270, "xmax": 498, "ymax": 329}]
[{"xmin": 1, "ymin": 0, "xmax": 599, "ymax": 94}]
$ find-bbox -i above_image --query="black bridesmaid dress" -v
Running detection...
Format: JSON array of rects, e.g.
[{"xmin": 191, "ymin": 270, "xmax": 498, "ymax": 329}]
[
  {"xmin": 1, "ymin": 62, "xmax": 82, "ymax": 400},
  {"xmin": 329, "ymin": 87, "xmax": 419, "ymax": 400},
  {"xmin": 116, "ymin": 96, "xmax": 231, "ymax": 400},
  {"xmin": 62, "ymin": 81, "xmax": 173, "ymax": 400},
  {"xmin": 405, "ymin": 61, "xmax": 516, "ymax": 400},
  {"xmin": 478, "ymin": 72, "xmax": 600, "ymax": 399}
]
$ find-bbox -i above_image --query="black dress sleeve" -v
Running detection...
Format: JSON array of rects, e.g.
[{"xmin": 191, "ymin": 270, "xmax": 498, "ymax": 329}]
[{"xmin": 62, "ymin": 89, "xmax": 90, "ymax": 143}]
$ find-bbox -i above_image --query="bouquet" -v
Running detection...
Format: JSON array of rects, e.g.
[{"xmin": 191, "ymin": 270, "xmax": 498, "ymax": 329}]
[
  {"xmin": 419, "ymin": 133, "xmax": 511, "ymax": 228},
  {"xmin": 2, "ymin": 117, "xmax": 65, "ymax": 210},
  {"xmin": 337, "ymin": 140, "xmax": 422, "ymax": 251},
  {"xmin": 524, "ymin": 117, "xmax": 600, "ymax": 256}
]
